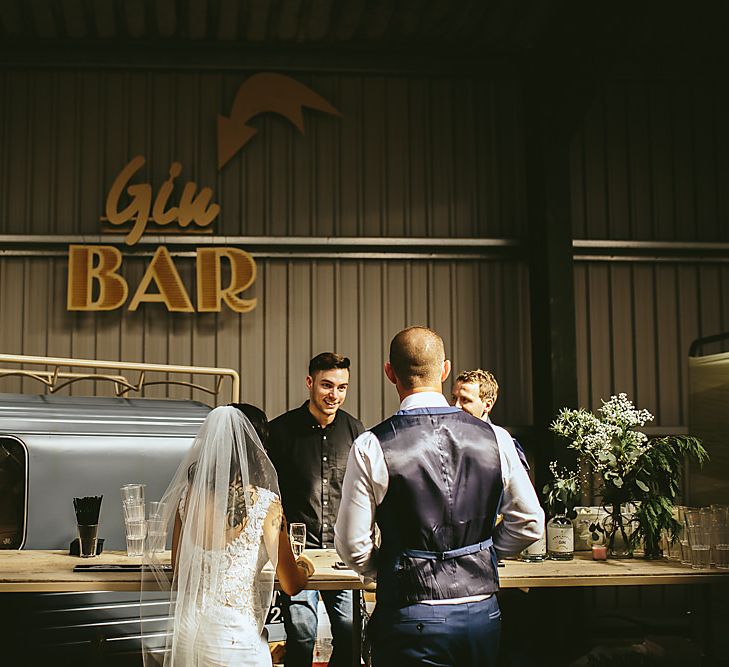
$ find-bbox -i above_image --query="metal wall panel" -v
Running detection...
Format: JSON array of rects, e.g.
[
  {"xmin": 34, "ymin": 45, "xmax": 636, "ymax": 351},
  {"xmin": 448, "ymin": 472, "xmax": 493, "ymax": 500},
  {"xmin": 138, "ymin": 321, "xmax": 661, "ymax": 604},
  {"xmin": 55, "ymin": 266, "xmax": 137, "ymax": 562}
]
[
  {"xmin": 574, "ymin": 261, "xmax": 729, "ymax": 428},
  {"xmin": 0, "ymin": 69, "xmax": 526, "ymax": 240},
  {"xmin": 571, "ymin": 81, "xmax": 729, "ymax": 241},
  {"xmin": 0, "ymin": 256, "xmax": 533, "ymax": 429}
]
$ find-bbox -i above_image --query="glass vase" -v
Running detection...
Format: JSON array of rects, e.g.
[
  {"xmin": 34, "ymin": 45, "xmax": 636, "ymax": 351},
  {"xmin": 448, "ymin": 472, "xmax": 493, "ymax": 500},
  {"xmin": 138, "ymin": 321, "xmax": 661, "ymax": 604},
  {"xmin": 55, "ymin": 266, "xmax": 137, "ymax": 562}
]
[{"xmin": 603, "ymin": 504, "xmax": 636, "ymax": 559}]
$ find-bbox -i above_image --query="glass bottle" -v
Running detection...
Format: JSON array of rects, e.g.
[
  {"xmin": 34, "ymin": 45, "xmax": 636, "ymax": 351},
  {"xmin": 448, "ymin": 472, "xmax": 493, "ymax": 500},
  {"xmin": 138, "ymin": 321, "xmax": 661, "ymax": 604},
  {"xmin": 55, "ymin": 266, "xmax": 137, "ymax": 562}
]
[
  {"xmin": 547, "ymin": 514, "xmax": 574, "ymax": 560},
  {"xmin": 521, "ymin": 531, "xmax": 547, "ymax": 562}
]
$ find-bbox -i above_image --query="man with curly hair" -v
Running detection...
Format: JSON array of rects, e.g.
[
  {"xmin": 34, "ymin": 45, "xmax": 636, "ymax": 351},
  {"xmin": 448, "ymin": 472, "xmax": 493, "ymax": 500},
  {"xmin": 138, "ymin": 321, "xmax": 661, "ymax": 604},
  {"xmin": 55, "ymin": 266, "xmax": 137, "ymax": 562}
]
[{"xmin": 452, "ymin": 369, "xmax": 529, "ymax": 470}]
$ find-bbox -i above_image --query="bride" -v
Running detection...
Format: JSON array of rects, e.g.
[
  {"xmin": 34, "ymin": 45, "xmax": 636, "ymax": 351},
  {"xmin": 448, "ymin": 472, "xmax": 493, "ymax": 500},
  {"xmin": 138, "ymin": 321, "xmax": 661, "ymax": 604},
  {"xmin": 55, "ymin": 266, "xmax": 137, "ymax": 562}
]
[{"xmin": 143, "ymin": 404, "xmax": 314, "ymax": 667}]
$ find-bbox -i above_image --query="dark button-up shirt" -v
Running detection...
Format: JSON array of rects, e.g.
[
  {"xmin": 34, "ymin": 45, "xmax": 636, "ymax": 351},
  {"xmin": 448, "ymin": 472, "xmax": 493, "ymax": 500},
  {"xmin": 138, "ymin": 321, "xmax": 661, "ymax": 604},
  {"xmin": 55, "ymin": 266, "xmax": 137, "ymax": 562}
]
[{"xmin": 267, "ymin": 402, "xmax": 364, "ymax": 549}]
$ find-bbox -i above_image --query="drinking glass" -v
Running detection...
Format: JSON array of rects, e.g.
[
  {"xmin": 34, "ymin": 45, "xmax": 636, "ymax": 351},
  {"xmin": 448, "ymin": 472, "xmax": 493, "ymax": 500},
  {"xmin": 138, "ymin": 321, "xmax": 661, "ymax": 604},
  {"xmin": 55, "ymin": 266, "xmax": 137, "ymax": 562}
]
[
  {"xmin": 147, "ymin": 516, "xmax": 167, "ymax": 554},
  {"xmin": 125, "ymin": 519, "xmax": 146, "ymax": 557},
  {"xmin": 289, "ymin": 523, "xmax": 306, "ymax": 557},
  {"xmin": 120, "ymin": 484, "xmax": 146, "ymax": 504},
  {"xmin": 77, "ymin": 523, "xmax": 99, "ymax": 558},
  {"xmin": 123, "ymin": 500, "xmax": 145, "ymax": 521},
  {"xmin": 686, "ymin": 508, "xmax": 712, "ymax": 569},
  {"xmin": 711, "ymin": 505, "xmax": 729, "ymax": 569}
]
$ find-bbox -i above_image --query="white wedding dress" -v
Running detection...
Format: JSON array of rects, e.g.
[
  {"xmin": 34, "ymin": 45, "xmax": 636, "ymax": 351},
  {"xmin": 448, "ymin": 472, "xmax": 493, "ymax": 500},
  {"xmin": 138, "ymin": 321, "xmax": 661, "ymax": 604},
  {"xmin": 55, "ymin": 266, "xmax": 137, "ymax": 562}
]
[{"xmin": 175, "ymin": 486, "xmax": 278, "ymax": 667}]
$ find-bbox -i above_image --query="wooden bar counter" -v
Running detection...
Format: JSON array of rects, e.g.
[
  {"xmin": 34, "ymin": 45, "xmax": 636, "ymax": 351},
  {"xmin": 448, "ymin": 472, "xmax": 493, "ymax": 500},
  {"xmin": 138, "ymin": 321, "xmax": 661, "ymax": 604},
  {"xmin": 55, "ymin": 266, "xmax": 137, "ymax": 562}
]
[{"xmin": 2, "ymin": 549, "xmax": 728, "ymax": 593}]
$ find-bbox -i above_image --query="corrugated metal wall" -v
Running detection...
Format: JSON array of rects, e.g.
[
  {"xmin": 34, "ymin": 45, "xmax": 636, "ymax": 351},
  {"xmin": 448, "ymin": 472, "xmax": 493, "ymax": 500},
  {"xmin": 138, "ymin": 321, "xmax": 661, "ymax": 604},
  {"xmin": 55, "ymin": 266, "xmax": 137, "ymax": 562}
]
[
  {"xmin": 574, "ymin": 261, "xmax": 728, "ymax": 428},
  {"xmin": 0, "ymin": 66, "xmax": 532, "ymax": 427},
  {"xmin": 571, "ymin": 81, "xmax": 728, "ymax": 428},
  {"xmin": 0, "ymin": 69, "xmax": 526, "ymax": 239},
  {"xmin": 0, "ymin": 255, "xmax": 533, "ymax": 428},
  {"xmin": 571, "ymin": 81, "xmax": 729, "ymax": 242}
]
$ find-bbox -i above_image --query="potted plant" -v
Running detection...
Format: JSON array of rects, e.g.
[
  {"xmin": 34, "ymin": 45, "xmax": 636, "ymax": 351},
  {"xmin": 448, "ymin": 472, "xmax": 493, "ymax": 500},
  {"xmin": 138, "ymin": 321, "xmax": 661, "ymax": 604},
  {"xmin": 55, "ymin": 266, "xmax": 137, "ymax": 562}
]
[{"xmin": 550, "ymin": 394, "xmax": 707, "ymax": 559}]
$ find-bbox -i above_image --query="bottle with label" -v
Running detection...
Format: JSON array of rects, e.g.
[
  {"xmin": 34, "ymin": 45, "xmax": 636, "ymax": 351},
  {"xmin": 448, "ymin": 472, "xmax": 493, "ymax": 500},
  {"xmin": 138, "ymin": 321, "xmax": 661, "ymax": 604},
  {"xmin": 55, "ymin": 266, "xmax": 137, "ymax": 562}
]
[
  {"xmin": 521, "ymin": 532, "xmax": 547, "ymax": 562},
  {"xmin": 547, "ymin": 514, "xmax": 574, "ymax": 560}
]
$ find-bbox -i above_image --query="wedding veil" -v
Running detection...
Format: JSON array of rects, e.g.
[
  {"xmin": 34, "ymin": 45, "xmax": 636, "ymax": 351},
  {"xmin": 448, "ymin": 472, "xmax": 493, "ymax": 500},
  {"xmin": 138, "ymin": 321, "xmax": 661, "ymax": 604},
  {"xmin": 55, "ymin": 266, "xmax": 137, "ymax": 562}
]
[{"xmin": 142, "ymin": 405, "xmax": 281, "ymax": 666}]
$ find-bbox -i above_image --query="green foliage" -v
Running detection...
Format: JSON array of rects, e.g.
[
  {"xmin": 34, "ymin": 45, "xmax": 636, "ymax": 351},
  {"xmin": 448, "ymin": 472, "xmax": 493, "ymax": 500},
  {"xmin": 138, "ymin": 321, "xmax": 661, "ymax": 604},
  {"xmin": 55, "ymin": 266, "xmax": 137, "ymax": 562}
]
[
  {"xmin": 542, "ymin": 464, "xmax": 581, "ymax": 519},
  {"xmin": 631, "ymin": 436, "xmax": 708, "ymax": 557},
  {"xmin": 550, "ymin": 394, "xmax": 708, "ymax": 558}
]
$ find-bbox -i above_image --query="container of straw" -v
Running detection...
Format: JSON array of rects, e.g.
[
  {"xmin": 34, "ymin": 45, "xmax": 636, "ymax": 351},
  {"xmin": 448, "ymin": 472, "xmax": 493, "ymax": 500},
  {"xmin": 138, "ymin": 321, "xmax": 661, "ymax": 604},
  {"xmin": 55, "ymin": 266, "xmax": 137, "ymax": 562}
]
[{"xmin": 73, "ymin": 495, "xmax": 103, "ymax": 558}]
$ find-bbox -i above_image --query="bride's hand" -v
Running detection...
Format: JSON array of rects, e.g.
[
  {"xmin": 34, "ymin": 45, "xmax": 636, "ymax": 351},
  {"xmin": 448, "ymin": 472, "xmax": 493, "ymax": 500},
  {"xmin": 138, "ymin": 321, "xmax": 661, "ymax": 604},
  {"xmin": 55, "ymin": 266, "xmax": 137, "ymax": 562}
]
[{"xmin": 296, "ymin": 554, "xmax": 315, "ymax": 578}]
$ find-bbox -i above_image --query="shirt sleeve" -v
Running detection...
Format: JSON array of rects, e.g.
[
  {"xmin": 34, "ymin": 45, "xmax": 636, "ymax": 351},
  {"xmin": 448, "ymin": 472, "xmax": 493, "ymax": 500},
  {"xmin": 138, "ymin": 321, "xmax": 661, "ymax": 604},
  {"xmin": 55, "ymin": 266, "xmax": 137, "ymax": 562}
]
[
  {"xmin": 334, "ymin": 430, "xmax": 388, "ymax": 583},
  {"xmin": 491, "ymin": 426, "xmax": 545, "ymax": 558}
]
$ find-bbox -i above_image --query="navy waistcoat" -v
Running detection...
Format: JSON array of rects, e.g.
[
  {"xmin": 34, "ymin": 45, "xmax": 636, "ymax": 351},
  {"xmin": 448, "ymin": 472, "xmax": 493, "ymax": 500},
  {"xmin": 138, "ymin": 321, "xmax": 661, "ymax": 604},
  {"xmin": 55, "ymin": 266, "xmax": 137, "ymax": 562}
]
[{"xmin": 372, "ymin": 406, "xmax": 503, "ymax": 607}]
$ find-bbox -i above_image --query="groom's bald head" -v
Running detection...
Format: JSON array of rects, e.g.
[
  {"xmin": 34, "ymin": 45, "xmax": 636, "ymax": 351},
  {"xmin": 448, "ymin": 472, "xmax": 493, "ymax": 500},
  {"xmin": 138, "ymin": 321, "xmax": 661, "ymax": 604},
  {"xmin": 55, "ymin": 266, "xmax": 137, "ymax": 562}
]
[{"xmin": 388, "ymin": 327, "xmax": 447, "ymax": 390}]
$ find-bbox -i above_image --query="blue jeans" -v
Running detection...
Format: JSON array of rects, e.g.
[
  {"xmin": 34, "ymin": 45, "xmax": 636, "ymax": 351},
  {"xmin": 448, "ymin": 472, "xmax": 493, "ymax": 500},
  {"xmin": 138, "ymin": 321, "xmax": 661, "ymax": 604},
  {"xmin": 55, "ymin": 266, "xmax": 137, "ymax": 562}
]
[
  {"xmin": 280, "ymin": 589, "xmax": 354, "ymax": 667},
  {"xmin": 370, "ymin": 595, "xmax": 501, "ymax": 667}
]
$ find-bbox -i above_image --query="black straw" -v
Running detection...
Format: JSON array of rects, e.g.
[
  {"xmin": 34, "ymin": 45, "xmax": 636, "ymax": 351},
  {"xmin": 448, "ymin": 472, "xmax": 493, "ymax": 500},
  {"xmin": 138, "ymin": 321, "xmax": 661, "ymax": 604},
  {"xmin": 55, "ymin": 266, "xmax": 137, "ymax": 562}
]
[{"xmin": 73, "ymin": 495, "xmax": 103, "ymax": 525}]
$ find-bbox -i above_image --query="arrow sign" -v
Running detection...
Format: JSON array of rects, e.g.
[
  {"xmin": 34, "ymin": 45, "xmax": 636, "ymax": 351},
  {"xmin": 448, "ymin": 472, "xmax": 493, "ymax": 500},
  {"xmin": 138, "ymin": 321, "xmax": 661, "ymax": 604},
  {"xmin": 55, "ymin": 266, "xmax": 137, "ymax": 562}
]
[{"xmin": 217, "ymin": 73, "xmax": 341, "ymax": 170}]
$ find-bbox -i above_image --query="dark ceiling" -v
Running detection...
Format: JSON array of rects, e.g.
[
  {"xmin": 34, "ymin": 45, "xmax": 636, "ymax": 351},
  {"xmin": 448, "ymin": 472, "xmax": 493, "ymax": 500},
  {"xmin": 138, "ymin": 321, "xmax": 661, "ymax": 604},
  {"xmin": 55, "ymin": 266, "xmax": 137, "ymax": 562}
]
[{"xmin": 0, "ymin": 0, "xmax": 725, "ymax": 71}]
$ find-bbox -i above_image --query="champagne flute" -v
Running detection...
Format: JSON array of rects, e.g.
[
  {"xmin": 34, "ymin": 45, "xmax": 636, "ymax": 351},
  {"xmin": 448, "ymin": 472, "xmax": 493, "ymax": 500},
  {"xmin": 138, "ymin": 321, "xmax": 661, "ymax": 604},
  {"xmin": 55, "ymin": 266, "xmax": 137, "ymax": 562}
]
[{"xmin": 289, "ymin": 522, "xmax": 306, "ymax": 557}]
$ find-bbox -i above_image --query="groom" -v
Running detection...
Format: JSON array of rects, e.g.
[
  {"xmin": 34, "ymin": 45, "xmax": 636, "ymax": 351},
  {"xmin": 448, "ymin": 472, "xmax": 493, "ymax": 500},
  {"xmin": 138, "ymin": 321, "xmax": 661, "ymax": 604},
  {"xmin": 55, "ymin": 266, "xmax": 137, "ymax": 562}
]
[
  {"xmin": 268, "ymin": 352, "xmax": 364, "ymax": 667},
  {"xmin": 335, "ymin": 327, "xmax": 544, "ymax": 666}
]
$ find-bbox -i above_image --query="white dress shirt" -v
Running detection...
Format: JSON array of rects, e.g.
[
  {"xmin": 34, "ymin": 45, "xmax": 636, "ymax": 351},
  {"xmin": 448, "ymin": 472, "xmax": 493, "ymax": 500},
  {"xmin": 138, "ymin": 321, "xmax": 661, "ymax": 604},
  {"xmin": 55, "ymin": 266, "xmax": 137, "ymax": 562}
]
[{"xmin": 335, "ymin": 392, "xmax": 545, "ymax": 597}]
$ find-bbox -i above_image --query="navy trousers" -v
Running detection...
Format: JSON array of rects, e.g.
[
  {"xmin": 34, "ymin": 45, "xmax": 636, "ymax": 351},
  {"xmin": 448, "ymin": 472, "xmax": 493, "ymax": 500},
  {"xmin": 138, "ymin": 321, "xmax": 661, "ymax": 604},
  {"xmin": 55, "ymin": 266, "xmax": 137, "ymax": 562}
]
[{"xmin": 370, "ymin": 595, "xmax": 501, "ymax": 667}]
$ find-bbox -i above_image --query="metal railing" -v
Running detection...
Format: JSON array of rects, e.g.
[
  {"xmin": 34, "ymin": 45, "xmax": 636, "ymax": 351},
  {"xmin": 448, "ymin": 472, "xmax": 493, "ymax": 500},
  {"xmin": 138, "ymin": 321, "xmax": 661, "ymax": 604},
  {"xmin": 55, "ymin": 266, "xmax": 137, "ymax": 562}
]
[{"xmin": 0, "ymin": 353, "xmax": 240, "ymax": 404}]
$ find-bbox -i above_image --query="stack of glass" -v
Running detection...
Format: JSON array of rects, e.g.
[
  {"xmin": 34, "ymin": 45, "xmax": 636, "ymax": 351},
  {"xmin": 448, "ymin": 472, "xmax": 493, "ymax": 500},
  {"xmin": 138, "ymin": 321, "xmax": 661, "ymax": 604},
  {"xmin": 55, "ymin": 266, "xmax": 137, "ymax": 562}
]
[
  {"xmin": 121, "ymin": 483, "xmax": 146, "ymax": 557},
  {"xmin": 669, "ymin": 504, "xmax": 729, "ymax": 569}
]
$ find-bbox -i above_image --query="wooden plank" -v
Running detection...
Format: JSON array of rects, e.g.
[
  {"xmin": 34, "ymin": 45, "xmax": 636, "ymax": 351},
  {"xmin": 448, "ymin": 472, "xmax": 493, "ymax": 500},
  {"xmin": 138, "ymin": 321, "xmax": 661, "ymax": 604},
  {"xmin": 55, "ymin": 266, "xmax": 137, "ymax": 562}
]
[
  {"xmin": 428, "ymin": 78, "xmax": 454, "ymax": 237},
  {"xmin": 361, "ymin": 76, "xmax": 385, "ymax": 236},
  {"xmin": 632, "ymin": 264, "xmax": 658, "ymax": 418},
  {"xmin": 263, "ymin": 261, "xmax": 289, "ymax": 418},
  {"xmin": 337, "ymin": 76, "xmax": 361, "ymax": 236},
  {"xmin": 188, "ymin": 0, "xmax": 207, "ymax": 40},
  {"xmin": 677, "ymin": 265, "xmax": 700, "ymax": 424},
  {"xmin": 30, "ymin": 0, "xmax": 57, "ymax": 38},
  {"xmin": 277, "ymin": 0, "xmax": 302, "ymax": 41},
  {"xmin": 384, "ymin": 77, "xmax": 407, "ymax": 236},
  {"xmin": 335, "ymin": 262, "xmax": 360, "ymax": 417},
  {"xmin": 605, "ymin": 82, "xmax": 630, "ymax": 239},
  {"xmin": 216, "ymin": 0, "xmax": 239, "ymax": 41},
  {"xmin": 609, "ymin": 264, "xmax": 635, "ymax": 397},
  {"xmin": 406, "ymin": 77, "xmax": 428, "ymax": 237},
  {"xmin": 167, "ymin": 258, "xmax": 194, "ymax": 401},
  {"xmin": 287, "ymin": 262, "xmax": 311, "ymax": 409},
  {"xmin": 381, "ymin": 262, "xmax": 407, "ymax": 418},
  {"xmin": 670, "ymin": 82, "xmax": 696, "ymax": 241},
  {"xmin": 692, "ymin": 85, "xmax": 718, "ymax": 241},
  {"xmin": 587, "ymin": 264, "xmax": 611, "ymax": 410},
  {"xmin": 311, "ymin": 260, "xmax": 335, "ymax": 355},
  {"xmin": 648, "ymin": 82, "xmax": 674, "ymax": 239},
  {"xmin": 583, "ymin": 87, "xmax": 608, "ymax": 239},
  {"xmin": 5, "ymin": 71, "xmax": 30, "ymax": 235},
  {"xmin": 0, "ymin": 259, "xmax": 24, "ymax": 393},
  {"xmin": 654, "ymin": 265, "xmax": 681, "ymax": 425},
  {"xmin": 2, "ymin": 550, "xmax": 727, "ymax": 593},
  {"xmin": 61, "ymin": 0, "xmax": 87, "ymax": 39},
  {"xmin": 240, "ymin": 258, "xmax": 264, "ymax": 408},
  {"xmin": 626, "ymin": 81, "xmax": 652, "ymax": 240},
  {"xmin": 311, "ymin": 74, "xmax": 336, "ymax": 236},
  {"xmin": 358, "ymin": 262, "xmax": 383, "ymax": 428},
  {"xmin": 451, "ymin": 78, "xmax": 477, "ymax": 237}
]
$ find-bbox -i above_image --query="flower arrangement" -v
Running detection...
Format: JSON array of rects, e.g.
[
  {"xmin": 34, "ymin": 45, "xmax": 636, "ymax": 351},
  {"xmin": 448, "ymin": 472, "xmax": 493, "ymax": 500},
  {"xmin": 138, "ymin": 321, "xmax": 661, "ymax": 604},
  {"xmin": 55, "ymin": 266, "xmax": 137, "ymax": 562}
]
[
  {"xmin": 542, "ymin": 461, "xmax": 581, "ymax": 519},
  {"xmin": 549, "ymin": 393, "xmax": 708, "ymax": 558}
]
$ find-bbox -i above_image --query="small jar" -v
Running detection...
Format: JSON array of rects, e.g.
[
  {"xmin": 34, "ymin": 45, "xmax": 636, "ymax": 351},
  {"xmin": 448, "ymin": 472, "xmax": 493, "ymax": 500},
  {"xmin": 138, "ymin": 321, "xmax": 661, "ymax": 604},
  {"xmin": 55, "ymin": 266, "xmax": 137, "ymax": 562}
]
[
  {"xmin": 547, "ymin": 514, "xmax": 574, "ymax": 561},
  {"xmin": 521, "ymin": 533, "xmax": 547, "ymax": 562}
]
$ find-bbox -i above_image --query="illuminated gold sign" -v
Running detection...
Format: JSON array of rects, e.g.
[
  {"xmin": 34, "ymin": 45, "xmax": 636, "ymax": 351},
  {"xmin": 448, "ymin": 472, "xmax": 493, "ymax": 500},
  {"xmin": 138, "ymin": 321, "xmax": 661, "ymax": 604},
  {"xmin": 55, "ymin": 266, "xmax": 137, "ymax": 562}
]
[{"xmin": 66, "ymin": 72, "xmax": 340, "ymax": 314}]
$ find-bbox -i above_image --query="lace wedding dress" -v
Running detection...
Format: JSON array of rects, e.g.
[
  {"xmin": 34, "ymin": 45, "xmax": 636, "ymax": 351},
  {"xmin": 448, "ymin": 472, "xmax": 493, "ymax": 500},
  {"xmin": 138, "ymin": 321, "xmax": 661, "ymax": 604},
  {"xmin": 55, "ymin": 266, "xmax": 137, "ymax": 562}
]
[{"xmin": 175, "ymin": 485, "xmax": 278, "ymax": 667}]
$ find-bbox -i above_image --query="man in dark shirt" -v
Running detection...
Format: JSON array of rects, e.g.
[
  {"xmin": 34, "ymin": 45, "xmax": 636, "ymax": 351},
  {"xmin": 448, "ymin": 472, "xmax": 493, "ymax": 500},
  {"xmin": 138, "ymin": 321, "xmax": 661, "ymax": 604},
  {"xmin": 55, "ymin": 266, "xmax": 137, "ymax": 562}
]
[{"xmin": 268, "ymin": 352, "xmax": 364, "ymax": 667}]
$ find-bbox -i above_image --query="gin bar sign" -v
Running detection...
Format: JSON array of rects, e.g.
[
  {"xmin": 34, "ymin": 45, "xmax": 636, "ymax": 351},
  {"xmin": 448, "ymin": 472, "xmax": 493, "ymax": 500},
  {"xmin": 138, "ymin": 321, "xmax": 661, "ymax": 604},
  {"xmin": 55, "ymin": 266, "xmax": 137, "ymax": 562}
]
[
  {"xmin": 65, "ymin": 72, "xmax": 340, "ymax": 314},
  {"xmin": 66, "ymin": 156, "xmax": 255, "ymax": 313},
  {"xmin": 67, "ymin": 245, "xmax": 256, "ymax": 313}
]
